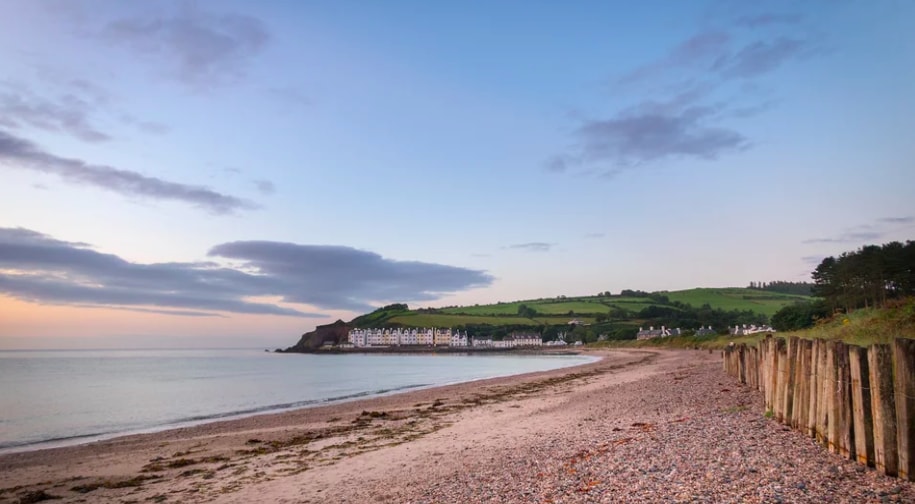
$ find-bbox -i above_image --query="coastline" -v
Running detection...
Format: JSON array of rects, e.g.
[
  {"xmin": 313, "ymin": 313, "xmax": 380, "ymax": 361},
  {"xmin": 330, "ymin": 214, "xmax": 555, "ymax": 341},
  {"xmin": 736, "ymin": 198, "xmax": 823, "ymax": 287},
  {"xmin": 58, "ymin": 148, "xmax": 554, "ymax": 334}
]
[
  {"xmin": 2, "ymin": 348, "xmax": 912, "ymax": 503},
  {"xmin": 0, "ymin": 349, "xmax": 597, "ymax": 456}
]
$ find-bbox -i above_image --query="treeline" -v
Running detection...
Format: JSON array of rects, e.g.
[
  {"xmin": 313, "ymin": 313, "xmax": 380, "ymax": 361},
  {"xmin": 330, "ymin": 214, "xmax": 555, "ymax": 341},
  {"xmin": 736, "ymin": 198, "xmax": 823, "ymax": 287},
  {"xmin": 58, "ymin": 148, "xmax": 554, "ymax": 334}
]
[
  {"xmin": 770, "ymin": 239, "xmax": 915, "ymax": 331},
  {"xmin": 812, "ymin": 240, "xmax": 915, "ymax": 311},
  {"xmin": 636, "ymin": 303, "xmax": 767, "ymax": 331},
  {"xmin": 747, "ymin": 281, "xmax": 813, "ymax": 296}
]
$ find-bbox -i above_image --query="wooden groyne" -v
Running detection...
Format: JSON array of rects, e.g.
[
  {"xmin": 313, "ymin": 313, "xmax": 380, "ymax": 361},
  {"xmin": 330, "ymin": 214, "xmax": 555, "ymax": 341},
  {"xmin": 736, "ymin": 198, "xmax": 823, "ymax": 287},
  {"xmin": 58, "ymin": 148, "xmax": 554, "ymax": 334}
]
[{"xmin": 723, "ymin": 336, "xmax": 915, "ymax": 481}]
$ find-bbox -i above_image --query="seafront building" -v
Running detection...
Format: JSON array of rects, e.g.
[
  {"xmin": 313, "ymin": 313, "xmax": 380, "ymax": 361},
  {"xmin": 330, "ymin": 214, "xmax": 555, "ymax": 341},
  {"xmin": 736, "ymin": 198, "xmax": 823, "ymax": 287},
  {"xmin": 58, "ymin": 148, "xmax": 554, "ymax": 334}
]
[
  {"xmin": 348, "ymin": 329, "xmax": 544, "ymax": 348},
  {"xmin": 348, "ymin": 328, "xmax": 469, "ymax": 347}
]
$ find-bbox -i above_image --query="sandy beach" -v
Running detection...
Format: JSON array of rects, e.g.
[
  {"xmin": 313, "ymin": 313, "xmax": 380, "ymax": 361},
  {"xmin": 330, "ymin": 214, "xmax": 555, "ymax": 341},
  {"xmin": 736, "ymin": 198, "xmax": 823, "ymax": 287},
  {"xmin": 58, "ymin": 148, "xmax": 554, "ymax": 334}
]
[{"xmin": 1, "ymin": 348, "xmax": 912, "ymax": 503}]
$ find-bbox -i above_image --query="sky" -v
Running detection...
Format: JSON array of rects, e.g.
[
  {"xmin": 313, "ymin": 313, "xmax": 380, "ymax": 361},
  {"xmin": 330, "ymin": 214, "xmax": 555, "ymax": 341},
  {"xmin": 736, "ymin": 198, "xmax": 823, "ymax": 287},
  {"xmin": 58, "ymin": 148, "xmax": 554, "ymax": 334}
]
[{"xmin": 1, "ymin": 0, "xmax": 913, "ymax": 349}]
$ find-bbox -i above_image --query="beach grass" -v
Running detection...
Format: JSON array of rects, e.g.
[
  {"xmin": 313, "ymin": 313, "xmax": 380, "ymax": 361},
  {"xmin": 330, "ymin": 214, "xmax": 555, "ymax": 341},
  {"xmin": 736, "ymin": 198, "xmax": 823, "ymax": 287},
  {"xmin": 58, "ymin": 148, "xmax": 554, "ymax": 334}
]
[{"xmin": 600, "ymin": 298, "xmax": 915, "ymax": 350}]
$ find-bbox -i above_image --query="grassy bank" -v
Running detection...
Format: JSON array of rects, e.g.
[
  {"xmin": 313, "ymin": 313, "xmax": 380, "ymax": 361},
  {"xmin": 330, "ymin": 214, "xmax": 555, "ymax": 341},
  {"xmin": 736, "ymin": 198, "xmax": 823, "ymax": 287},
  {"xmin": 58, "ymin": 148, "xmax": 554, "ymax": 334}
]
[{"xmin": 600, "ymin": 298, "xmax": 915, "ymax": 350}]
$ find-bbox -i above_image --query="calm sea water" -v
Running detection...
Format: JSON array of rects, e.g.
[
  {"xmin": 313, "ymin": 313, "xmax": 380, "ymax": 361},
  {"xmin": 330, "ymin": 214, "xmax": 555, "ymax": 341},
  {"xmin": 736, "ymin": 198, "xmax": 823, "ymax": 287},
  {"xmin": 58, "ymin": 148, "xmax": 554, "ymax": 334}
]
[{"xmin": 0, "ymin": 349, "xmax": 594, "ymax": 453}]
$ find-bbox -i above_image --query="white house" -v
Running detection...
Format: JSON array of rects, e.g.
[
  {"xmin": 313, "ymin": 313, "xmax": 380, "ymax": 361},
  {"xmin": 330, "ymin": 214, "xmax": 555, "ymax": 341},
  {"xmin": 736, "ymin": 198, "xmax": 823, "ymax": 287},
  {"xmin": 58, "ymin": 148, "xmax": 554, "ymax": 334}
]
[
  {"xmin": 636, "ymin": 326, "xmax": 681, "ymax": 340},
  {"xmin": 508, "ymin": 332, "xmax": 543, "ymax": 347},
  {"xmin": 450, "ymin": 331, "xmax": 468, "ymax": 347},
  {"xmin": 472, "ymin": 337, "xmax": 493, "ymax": 348},
  {"xmin": 730, "ymin": 324, "xmax": 775, "ymax": 336}
]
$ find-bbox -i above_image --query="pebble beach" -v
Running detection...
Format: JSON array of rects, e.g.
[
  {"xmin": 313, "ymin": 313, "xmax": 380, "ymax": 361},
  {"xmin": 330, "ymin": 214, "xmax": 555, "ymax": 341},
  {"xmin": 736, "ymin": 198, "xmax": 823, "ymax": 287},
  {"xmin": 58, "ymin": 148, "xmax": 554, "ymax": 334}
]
[{"xmin": 1, "ymin": 348, "xmax": 912, "ymax": 503}]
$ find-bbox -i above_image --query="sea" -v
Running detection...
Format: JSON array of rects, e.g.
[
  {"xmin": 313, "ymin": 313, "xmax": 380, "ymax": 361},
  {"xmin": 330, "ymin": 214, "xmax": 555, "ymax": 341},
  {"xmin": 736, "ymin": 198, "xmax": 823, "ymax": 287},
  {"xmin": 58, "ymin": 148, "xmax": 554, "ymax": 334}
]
[{"xmin": 0, "ymin": 348, "xmax": 595, "ymax": 454}]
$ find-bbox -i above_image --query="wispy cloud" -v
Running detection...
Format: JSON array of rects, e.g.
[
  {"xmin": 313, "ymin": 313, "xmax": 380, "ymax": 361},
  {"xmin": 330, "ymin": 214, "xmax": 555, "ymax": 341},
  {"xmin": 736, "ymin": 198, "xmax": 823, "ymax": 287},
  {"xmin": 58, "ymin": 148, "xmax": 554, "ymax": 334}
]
[
  {"xmin": 253, "ymin": 179, "xmax": 275, "ymax": 195},
  {"xmin": 121, "ymin": 113, "xmax": 171, "ymax": 135},
  {"xmin": 209, "ymin": 241, "xmax": 494, "ymax": 311},
  {"xmin": 574, "ymin": 101, "xmax": 748, "ymax": 166},
  {"xmin": 0, "ymin": 129, "xmax": 257, "ymax": 214},
  {"xmin": 506, "ymin": 242, "xmax": 555, "ymax": 253},
  {"xmin": 713, "ymin": 38, "xmax": 808, "ymax": 79},
  {"xmin": 736, "ymin": 13, "xmax": 803, "ymax": 29},
  {"xmin": 801, "ymin": 255, "xmax": 826, "ymax": 266},
  {"xmin": 75, "ymin": 305, "xmax": 227, "ymax": 318},
  {"xmin": 0, "ymin": 82, "xmax": 111, "ymax": 142},
  {"xmin": 103, "ymin": 5, "xmax": 269, "ymax": 89},
  {"xmin": 0, "ymin": 228, "xmax": 494, "ymax": 316},
  {"xmin": 618, "ymin": 31, "xmax": 731, "ymax": 86},
  {"xmin": 878, "ymin": 216, "xmax": 914, "ymax": 224},
  {"xmin": 805, "ymin": 216, "xmax": 915, "ymax": 245},
  {"xmin": 803, "ymin": 231, "xmax": 883, "ymax": 245},
  {"xmin": 551, "ymin": 11, "xmax": 817, "ymax": 177}
]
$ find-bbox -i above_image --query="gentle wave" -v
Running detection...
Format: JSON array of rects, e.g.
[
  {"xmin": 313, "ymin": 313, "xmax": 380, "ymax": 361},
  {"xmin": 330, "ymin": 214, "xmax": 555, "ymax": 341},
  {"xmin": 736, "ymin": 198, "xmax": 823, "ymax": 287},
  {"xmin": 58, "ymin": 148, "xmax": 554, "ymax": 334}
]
[
  {"xmin": 0, "ymin": 382, "xmax": 432, "ymax": 453},
  {"xmin": 0, "ymin": 350, "xmax": 594, "ymax": 455}
]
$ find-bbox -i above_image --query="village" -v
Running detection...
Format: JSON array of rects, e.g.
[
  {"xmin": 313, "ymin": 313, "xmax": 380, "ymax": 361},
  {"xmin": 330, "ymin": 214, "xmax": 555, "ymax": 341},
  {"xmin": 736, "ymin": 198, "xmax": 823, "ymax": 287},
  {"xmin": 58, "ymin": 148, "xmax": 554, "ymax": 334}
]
[
  {"xmin": 344, "ymin": 327, "xmax": 572, "ymax": 349},
  {"xmin": 343, "ymin": 322, "xmax": 776, "ymax": 348}
]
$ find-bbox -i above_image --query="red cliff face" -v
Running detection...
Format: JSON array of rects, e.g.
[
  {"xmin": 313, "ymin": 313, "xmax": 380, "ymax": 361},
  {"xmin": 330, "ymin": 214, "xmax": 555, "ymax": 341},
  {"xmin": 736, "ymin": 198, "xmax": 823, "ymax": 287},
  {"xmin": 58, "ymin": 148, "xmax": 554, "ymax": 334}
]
[{"xmin": 284, "ymin": 320, "xmax": 351, "ymax": 352}]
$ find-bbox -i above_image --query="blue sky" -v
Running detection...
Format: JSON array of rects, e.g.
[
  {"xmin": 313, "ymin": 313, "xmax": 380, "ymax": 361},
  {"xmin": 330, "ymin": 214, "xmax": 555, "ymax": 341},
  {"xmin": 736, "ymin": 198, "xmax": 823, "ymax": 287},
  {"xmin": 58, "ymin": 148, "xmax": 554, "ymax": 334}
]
[{"xmin": 1, "ymin": 0, "xmax": 913, "ymax": 349}]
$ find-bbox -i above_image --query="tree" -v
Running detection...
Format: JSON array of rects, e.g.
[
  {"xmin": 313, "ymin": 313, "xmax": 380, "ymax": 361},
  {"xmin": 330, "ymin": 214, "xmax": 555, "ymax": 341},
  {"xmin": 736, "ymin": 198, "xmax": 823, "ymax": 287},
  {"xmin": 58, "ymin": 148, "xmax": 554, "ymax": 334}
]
[
  {"xmin": 771, "ymin": 301, "xmax": 830, "ymax": 331},
  {"xmin": 811, "ymin": 240, "xmax": 915, "ymax": 312}
]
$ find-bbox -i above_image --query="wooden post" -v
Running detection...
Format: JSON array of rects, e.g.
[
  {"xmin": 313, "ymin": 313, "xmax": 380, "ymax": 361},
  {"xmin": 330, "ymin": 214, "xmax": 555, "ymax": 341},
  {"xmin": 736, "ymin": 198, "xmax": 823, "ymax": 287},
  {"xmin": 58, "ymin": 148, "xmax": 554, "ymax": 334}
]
[
  {"xmin": 826, "ymin": 341, "xmax": 839, "ymax": 452},
  {"xmin": 776, "ymin": 338, "xmax": 788, "ymax": 422},
  {"xmin": 792, "ymin": 338, "xmax": 808, "ymax": 429},
  {"xmin": 767, "ymin": 336, "xmax": 779, "ymax": 414},
  {"xmin": 785, "ymin": 337, "xmax": 798, "ymax": 424},
  {"xmin": 895, "ymin": 338, "xmax": 915, "ymax": 481},
  {"xmin": 869, "ymin": 343, "xmax": 898, "ymax": 477},
  {"xmin": 849, "ymin": 345, "xmax": 875, "ymax": 466},
  {"xmin": 738, "ymin": 344, "xmax": 747, "ymax": 384},
  {"xmin": 835, "ymin": 342, "xmax": 855, "ymax": 460},
  {"xmin": 793, "ymin": 339, "xmax": 811, "ymax": 431},
  {"xmin": 807, "ymin": 339, "xmax": 821, "ymax": 438},
  {"xmin": 816, "ymin": 339, "xmax": 830, "ymax": 444}
]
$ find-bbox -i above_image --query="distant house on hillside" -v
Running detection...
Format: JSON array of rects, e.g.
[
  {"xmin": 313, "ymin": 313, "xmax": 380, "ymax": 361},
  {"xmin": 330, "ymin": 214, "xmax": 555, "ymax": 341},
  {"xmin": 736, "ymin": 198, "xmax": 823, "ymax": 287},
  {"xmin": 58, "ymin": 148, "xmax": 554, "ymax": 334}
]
[
  {"xmin": 730, "ymin": 324, "xmax": 775, "ymax": 336},
  {"xmin": 636, "ymin": 326, "xmax": 681, "ymax": 340},
  {"xmin": 695, "ymin": 326, "xmax": 716, "ymax": 337}
]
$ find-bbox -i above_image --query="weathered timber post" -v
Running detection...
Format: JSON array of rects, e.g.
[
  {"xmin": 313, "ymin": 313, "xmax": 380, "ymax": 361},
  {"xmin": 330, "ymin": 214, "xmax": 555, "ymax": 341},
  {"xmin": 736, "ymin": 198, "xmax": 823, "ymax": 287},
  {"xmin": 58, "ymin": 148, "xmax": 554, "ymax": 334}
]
[
  {"xmin": 751, "ymin": 345, "xmax": 759, "ymax": 389},
  {"xmin": 807, "ymin": 339, "xmax": 821, "ymax": 438},
  {"xmin": 766, "ymin": 336, "xmax": 778, "ymax": 414},
  {"xmin": 776, "ymin": 338, "xmax": 789, "ymax": 422},
  {"xmin": 790, "ymin": 338, "xmax": 806, "ymax": 429},
  {"xmin": 826, "ymin": 341, "xmax": 839, "ymax": 453},
  {"xmin": 738, "ymin": 344, "xmax": 747, "ymax": 384},
  {"xmin": 785, "ymin": 337, "xmax": 798, "ymax": 424},
  {"xmin": 895, "ymin": 338, "xmax": 915, "ymax": 481},
  {"xmin": 793, "ymin": 339, "xmax": 811, "ymax": 431},
  {"xmin": 849, "ymin": 345, "xmax": 875, "ymax": 466},
  {"xmin": 835, "ymin": 342, "xmax": 855, "ymax": 460},
  {"xmin": 869, "ymin": 343, "xmax": 898, "ymax": 477},
  {"xmin": 816, "ymin": 339, "xmax": 830, "ymax": 444}
]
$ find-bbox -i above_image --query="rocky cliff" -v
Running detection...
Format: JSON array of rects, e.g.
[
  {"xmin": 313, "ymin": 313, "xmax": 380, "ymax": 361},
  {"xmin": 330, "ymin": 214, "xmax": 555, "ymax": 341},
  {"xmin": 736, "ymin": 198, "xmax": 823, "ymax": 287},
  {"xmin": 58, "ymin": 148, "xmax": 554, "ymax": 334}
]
[{"xmin": 282, "ymin": 319, "xmax": 351, "ymax": 352}]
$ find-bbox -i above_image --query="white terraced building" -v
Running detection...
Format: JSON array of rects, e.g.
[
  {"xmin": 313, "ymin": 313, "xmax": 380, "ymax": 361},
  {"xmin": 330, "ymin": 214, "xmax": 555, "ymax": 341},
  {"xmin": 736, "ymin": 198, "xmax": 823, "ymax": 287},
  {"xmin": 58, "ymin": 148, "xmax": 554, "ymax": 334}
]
[
  {"xmin": 471, "ymin": 332, "xmax": 543, "ymax": 348},
  {"xmin": 347, "ymin": 328, "xmax": 468, "ymax": 347}
]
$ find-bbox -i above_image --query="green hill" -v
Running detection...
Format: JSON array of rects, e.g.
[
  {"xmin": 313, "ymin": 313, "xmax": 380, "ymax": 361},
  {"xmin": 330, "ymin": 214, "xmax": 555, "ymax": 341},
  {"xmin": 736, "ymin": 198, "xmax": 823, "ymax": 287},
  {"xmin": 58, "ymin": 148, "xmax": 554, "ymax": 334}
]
[
  {"xmin": 347, "ymin": 288, "xmax": 813, "ymax": 342},
  {"xmin": 664, "ymin": 288, "xmax": 811, "ymax": 317}
]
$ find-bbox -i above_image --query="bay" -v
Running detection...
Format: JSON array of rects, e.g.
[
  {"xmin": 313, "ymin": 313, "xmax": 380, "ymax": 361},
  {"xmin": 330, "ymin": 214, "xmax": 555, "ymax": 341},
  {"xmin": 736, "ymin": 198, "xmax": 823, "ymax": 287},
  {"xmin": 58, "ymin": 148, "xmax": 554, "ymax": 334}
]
[{"xmin": 0, "ymin": 348, "xmax": 594, "ymax": 453}]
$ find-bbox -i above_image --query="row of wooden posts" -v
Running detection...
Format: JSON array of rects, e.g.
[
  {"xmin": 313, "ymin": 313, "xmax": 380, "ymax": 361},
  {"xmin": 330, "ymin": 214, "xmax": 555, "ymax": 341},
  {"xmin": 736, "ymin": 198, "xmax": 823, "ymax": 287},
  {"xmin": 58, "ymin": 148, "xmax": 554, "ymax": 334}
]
[{"xmin": 722, "ymin": 336, "xmax": 915, "ymax": 481}]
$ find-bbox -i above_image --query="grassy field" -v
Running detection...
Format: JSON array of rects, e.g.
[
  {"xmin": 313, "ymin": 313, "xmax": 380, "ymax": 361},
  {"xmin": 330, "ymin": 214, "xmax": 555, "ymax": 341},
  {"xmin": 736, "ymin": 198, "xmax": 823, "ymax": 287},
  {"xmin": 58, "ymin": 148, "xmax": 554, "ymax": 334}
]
[
  {"xmin": 354, "ymin": 287, "xmax": 814, "ymax": 333},
  {"xmin": 440, "ymin": 288, "xmax": 808, "ymax": 318},
  {"xmin": 664, "ymin": 288, "xmax": 811, "ymax": 317},
  {"xmin": 387, "ymin": 313, "xmax": 543, "ymax": 327},
  {"xmin": 441, "ymin": 297, "xmax": 664, "ymax": 316},
  {"xmin": 606, "ymin": 298, "xmax": 915, "ymax": 350}
]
